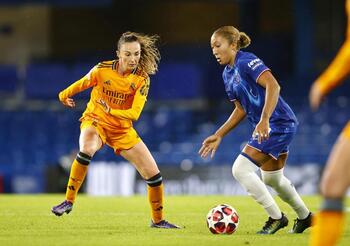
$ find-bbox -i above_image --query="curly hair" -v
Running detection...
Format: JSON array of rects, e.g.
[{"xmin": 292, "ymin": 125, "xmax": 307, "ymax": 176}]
[{"xmin": 117, "ymin": 31, "xmax": 161, "ymax": 75}]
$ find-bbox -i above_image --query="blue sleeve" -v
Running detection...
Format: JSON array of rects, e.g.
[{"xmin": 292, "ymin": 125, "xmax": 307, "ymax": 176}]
[
  {"xmin": 222, "ymin": 72, "xmax": 236, "ymax": 101},
  {"xmin": 240, "ymin": 55, "xmax": 270, "ymax": 82},
  {"xmin": 226, "ymin": 88, "xmax": 236, "ymax": 101}
]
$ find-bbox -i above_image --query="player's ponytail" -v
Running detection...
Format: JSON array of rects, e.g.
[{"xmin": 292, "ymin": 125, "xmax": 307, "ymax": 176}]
[
  {"xmin": 117, "ymin": 31, "xmax": 161, "ymax": 75},
  {"xmin": 238, "ymin": 32, "xmax": 251, "ymax": 49},
  {"xmin": 213, "ymin": 26, "xmax": 251, "ymax": 50}
]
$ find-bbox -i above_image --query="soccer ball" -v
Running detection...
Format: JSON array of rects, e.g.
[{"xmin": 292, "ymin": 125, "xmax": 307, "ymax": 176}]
[{"xmin": 206, "ymin": 204, "xmax": 239, "ymax": 234}]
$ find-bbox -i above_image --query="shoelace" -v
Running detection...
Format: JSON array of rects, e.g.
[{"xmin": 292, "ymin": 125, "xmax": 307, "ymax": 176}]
[
  {"xmin": 57, "ymin": 201, "xmax": 70, "ymax": 209},
  {"xmin": 158, "ymin": 220, "xmax": 169, "ymax": 226},
  {"xmin": 292, "ymin": 218, "xmax": 299, "ymax": 229},
  {"xmin": 262, "ymin": 218, "xmax": 276, "ymax": 230}
]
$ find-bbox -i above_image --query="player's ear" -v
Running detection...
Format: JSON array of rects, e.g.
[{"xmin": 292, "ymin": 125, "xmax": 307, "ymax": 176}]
[{"xmin": 230, "ymin": 43, "xmax": 237, "ymax": 51}]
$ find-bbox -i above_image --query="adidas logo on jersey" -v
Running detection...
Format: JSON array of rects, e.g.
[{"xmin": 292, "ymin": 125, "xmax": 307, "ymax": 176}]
[{"xmin": 104, "ymin": 80, "xmax": 111, "ymax": 85}]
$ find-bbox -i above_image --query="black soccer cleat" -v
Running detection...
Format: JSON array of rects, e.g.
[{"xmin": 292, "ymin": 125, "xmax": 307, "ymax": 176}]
[
  {"xmin": 257, "ymin": 213, "xmax": 289, "ymax": 234},
  {"xmin": 290, "ymin": 212, "xmax": 313, "ymax": 233},
  {"xmin": 150, "ymin": 220, "xmax": 181, "ymax": 229},
  {"xmin": 51, "ymin": 200, "xmax": 73, "ymax": 216}
]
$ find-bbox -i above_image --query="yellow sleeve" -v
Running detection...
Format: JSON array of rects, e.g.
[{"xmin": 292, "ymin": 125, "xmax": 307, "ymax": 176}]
[
  {"xmin": 109, "ymin": 77, "xmax": 150, "ymax": 121},
  {"xmin": 58, "ymin": 66, "xmax": 98, "ymax": 101},
  {"xmin": 315, "ymin": 39, "xmax": 350, "ymax": 95},
  {"xmin": 315, "ymin": 0, "xmax": 350, "ymax": 95}
]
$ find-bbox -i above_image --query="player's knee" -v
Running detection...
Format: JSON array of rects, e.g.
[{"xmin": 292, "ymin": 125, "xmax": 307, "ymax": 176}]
[
  {"xmin": 261, "ymin": 174, "xmax": 275, "ymax": 187},
  {"xmin": 261, "ymin": 169, "xmax": 283, "ymax": 187},
  {"xmin": 232, "ymin": 154, "xmax": 258, "ymax": 180},
  {"xmin": 232, "ymin": 160, "xmax": 245, "ymax": 180},
  {"xmin": 261, "ymin": 173, "xmax": 280, "ymax": 187},
  {"xmin": 79, "ymin": 141, "xmax": 99, "ymax": 156},
  {"xmin": 80, "ymin": 128, "xmax": 101, "ymax": 156},
  {"xmin": 79, "ymin": 147, "xmax": 96, "ymax": 157}
]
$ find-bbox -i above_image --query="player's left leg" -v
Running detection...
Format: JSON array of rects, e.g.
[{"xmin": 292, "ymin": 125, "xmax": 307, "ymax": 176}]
[
  {"xmin": 239, "ymin": 146, "xmax": 288, "ymax": 234},
  {"xmin": 260, "ymin": 154, "xmax": 312, "ymax": 233},
  {"xmin": 120, "ymin": 140, "xmax": 180, "ymax": 229},
  {"xmin": 309, "ymin": 126, "xmax": 350, "ymax": 246}
]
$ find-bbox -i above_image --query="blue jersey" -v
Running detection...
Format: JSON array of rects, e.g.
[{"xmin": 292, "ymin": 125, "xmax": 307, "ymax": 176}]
[{"xmin": 223, "ymin": 51, "xmax": 298, "ymax": 133}]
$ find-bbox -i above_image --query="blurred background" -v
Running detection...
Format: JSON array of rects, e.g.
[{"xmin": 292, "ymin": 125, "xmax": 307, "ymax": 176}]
[{"xmin": 0, "ymin": 0, "xmax": 349, "ymax": 195}]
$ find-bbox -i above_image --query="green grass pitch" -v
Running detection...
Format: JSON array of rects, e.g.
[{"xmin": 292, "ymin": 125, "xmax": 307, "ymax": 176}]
[{"xmin": 0, "ymin": 195, "xmax": 349, "ymax": 246}]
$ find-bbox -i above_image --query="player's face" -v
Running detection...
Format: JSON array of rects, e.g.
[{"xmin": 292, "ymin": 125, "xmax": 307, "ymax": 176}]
[
  {"xmin": 117, "ymin": 41, "xmax": 141, "ymax": 72},
  {"xmin": 210, "ymin": 34, "xmax": 236, "ymax": 66}
]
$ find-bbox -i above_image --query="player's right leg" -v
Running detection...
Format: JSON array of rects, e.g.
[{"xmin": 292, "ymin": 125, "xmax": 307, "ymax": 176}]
[
  {"xmin": 52, "ymin": 122, "xmax": 103, "ymax": 216},
  {"xmin": 309, "ymin": 123, "xmax": 350, "ymax": 246},
  {"xmin": 260, "ymin": 154, "xmax": 311, "ymax": 233},
  {"xmin": 232, "ymin": 146, "xmax": 288, "ymax": 234}
]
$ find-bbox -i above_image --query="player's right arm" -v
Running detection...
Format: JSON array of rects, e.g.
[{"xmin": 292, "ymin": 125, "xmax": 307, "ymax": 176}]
[
  {"xmin": 199, "ymin": 100, "xmax": 246, "ymax": 159},
  {"xmin": 213, "ymin": 100, "xmax": 246, "ymax": 138},
  {"xmin": 58, "ymin": 66, "xmax": 98, "ymax": 107}
]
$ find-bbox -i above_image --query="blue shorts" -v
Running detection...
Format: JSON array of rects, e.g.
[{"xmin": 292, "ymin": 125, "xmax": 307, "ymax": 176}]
[{"xmin": 247, "ymin": 130, "xmax": 296, "ymax": 160}]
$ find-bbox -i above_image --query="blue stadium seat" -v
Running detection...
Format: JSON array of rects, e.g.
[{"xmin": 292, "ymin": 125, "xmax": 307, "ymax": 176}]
[
  {"xmin": 24, "ymin": 63, "xmax": 74, "ymax": 99},
  {"xmin": 0, "ymin": 65, "xmax": 17, "ymax": 93},
  {"xmin": 0, "ymin": 103, "xmax": 347, "ymax": 178},
  {"xmin": 150, "ymin": 63, "xmax": 202, "ymax": 100}
]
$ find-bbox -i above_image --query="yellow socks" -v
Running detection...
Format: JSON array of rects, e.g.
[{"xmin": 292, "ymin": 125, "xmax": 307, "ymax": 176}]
[
  {"xmin": 309, "ymin": 211, "xmax": 345, "ymax": 246},
  {"xmin": 65, "ymin": 152, "xmax": 91, "ymax": 203},
  {"xmin": 146, "ymin": 173, "xmax": 164, "ymax": 223}
]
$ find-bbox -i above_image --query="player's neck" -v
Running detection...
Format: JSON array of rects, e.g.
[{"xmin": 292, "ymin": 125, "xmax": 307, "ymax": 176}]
[
  {"xmin": 228, "ymin": 51, "xmax": 237, "ymax": 67},
  {"xmin": 117, "ymin": 62, "xmax": 132, "ymax": 77},
  {"xmin": 228, "ymin": 55, "xmax": 236, "ymax": 67}
]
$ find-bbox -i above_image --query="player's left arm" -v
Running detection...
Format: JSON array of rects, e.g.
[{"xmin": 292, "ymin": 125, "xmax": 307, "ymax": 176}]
[
  {"xmin": 255, "ymin": 71, "xmax": 281, "ymax": 143},
  {"xmin": 312, "ymin": 0, "xmax": 350, "ymax": 100},
  {"xmin": 313, "ymin": 39, "xmax": 350, "ymax": 97},
  {"xmin": 97, "ymin": 78, "xmax": 149, "ymax": 121}
]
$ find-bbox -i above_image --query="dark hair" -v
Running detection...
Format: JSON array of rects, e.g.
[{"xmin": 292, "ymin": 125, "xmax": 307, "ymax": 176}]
[
  {"xmin": 117, "ymin": 31, "xmax": 161, "ymax": 75},
  {"xmin": 213, "ymin": 26, "xmax": 251, "ymax": 49}
]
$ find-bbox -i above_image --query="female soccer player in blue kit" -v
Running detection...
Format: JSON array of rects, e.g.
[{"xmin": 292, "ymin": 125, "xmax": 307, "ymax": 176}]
[{"xmin": 199, "ymin": 26, "xmax": 312, "ymax": 234}]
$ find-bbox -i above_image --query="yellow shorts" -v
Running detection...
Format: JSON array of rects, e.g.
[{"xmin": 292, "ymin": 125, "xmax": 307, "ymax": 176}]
[
  {"xmin": 80, "ymin": 120, "xmax": 142, "ymax": 155},
  {"xmin": 341, "ymin": 121, "xmax": 350, "ymax": 140}
]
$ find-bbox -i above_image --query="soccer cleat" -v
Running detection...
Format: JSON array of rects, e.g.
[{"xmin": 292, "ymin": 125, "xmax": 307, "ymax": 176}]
[
  {"xmin": 257, "ymin": 213, "xmax": 289, "ymax": 234},
  {"xmin": 51, "ymin": 200, "xmax": 73, "ymax": 216},
  {"xmin": 150, "ymin": 220, "xmax": 181, "ymax": 229},
  {"xmin": 290, "ymin": 212, "xmax": 313, "ymax": 233}
]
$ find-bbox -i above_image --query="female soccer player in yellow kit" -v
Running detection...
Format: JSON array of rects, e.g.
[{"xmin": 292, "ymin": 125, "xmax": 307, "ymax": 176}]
[
  {"xmin": 51, "ymin": 32, "xmax": 179, "ymax": 229},
  {"xmin": 309, "ymin": 0, "xmax": 350, "ymax": 244}
]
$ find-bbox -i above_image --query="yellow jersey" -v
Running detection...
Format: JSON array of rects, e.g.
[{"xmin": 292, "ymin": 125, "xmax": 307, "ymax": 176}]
[
  {"xmin": 316, "ymin": 0, "xmax": 350, "ymax": 95},
  {"xmin": 59, "ymin": 60, "xmax": 150, "ymax": 129}
]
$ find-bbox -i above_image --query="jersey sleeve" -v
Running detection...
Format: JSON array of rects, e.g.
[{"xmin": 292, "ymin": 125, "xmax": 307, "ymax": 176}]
[
  {"xmin": 222, "ymin": 72, "xmax": 237, "ymax": 101},
  {"xmin": 240, "ymin": 55, "xmax": 270, "ymax": 82},
  {"xmin": 315, "ymin": 0, "xmax": 350, "ymax": 95},
  {"xmin": 109, "ymin": 77, "xmax": 149, "ymax": 121},
  {"xmin": 58, "ymin": 66, "xmax": 98, "ymax": 101}
]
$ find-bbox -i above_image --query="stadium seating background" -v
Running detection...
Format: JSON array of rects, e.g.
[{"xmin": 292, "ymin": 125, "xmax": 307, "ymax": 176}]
[{"xmin": 0, "ymin": 0, "xmax": 349, "ymax": 193}]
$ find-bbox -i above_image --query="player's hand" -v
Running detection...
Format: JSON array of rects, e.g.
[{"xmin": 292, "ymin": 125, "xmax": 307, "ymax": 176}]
[
  {"xmin": 199, "ymin": 134, "xmax": 222, "ymax": 159},
  {"xmin": 60, "ymin": 97, "xmax": 75, "ymax": 108},
  {"xmin": 96, "ymin": 99, "xmax": 111, "ymax": 114},
  {"xmin": 309, "ymin": 83, "xmax": 324, "ymax": 111},
  {"xmin": 253, "ymin": 119, "xmax": 270, "ymax": 144}
]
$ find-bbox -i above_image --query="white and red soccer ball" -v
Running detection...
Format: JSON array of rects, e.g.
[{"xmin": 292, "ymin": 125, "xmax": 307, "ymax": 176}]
[{"xmin": 206, "ymin": 204, "xmax": 239, "ymax": 234}]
